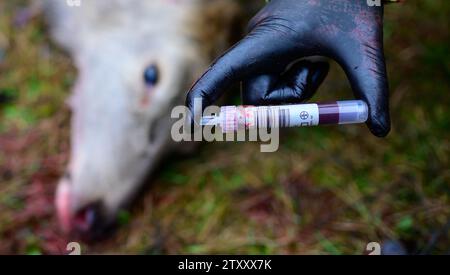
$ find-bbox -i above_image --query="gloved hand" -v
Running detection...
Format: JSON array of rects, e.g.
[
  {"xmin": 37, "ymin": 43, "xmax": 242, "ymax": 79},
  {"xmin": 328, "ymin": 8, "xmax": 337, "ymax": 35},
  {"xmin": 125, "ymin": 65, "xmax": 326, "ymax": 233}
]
[{"xmin": 186, "ymin": 0, "xmax": 391, "ymax": 137}]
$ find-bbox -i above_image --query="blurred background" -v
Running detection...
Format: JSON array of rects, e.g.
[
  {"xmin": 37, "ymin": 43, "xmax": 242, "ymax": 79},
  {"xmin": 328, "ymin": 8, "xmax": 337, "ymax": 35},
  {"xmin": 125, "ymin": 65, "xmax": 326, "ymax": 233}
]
[{"xmin": 0, "ymin": 0, "xmax": 449, "ymax": 254}]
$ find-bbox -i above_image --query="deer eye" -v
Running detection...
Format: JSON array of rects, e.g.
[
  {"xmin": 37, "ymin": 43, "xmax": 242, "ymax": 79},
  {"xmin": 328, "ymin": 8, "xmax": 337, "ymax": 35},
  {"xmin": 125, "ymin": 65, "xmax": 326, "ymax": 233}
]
[{"xmin": 143, "ymin": 65, "xmax": 159, "ymax": 87}]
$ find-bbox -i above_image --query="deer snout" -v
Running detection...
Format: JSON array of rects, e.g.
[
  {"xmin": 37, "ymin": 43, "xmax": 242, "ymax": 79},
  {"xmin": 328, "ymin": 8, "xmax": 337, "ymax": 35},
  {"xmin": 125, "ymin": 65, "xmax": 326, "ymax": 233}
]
[{"xmin": 55, "ymin": 175, "xmax": 112, "ymax": 241}]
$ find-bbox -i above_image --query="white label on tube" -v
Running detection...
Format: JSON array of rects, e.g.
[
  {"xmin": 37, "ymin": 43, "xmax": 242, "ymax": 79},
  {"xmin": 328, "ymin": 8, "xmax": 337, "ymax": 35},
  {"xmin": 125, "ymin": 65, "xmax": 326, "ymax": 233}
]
[
  {"xmin": 280, "ymin": 104, "xmax": 319, "ymax": 127},
  {"xmin": 225, "ymin": 104, "xmax": 320, "ymax": 131}
]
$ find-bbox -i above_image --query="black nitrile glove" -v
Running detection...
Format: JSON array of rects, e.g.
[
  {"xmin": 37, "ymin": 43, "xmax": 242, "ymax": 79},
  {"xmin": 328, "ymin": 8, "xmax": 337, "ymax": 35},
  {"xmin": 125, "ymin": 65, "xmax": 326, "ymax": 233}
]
[{"xmin": 186, "ymin": 0, "xmax": 391, "ymax": 137}]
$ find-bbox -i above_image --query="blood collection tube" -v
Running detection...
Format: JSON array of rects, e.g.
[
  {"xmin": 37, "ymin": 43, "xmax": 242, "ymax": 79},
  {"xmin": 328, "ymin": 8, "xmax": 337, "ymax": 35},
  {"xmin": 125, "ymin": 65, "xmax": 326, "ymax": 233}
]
[{"xmin": 200, "ymin": 100, "xmax": 368, "ymax": 133}]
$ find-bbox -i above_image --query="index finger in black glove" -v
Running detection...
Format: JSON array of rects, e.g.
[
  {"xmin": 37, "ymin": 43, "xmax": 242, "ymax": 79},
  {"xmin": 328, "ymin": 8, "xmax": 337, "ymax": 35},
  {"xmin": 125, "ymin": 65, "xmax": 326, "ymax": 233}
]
[{"xmin": 185, "ymin": 31, "xmax": 298, "ymax": 118}]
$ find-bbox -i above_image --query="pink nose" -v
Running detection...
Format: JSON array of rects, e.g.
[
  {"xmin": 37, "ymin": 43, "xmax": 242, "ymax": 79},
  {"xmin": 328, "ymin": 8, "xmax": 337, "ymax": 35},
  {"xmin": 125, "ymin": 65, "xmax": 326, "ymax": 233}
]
[
  {"xmin": 56, "ymin": 179, "xmax": 100, "ymax": 239},
  {"xmin": 56, "ymin": 180, "xmax": 72, "ymax": 233}
]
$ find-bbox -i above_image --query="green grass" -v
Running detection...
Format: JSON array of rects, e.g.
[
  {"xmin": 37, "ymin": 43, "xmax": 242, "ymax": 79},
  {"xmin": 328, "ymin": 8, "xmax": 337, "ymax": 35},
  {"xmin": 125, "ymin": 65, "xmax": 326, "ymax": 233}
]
[{"xmin": 0, "ymin": 1, "xmax": 449, "ymax": 254}]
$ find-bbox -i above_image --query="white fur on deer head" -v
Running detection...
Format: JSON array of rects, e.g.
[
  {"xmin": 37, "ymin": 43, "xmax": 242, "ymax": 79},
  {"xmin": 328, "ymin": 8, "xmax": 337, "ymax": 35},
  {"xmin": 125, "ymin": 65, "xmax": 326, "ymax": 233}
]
[{"xmin": 44, "ymin": 0, "xmax": 243, "ymax": 238}]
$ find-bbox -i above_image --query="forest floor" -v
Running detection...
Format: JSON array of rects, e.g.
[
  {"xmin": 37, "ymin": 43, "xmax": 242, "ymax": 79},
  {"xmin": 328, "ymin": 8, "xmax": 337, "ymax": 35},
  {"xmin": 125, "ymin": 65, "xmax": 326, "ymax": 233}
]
[{"xmin": 0, "ymin": 1, "xmax": 449, "ymax": 254}]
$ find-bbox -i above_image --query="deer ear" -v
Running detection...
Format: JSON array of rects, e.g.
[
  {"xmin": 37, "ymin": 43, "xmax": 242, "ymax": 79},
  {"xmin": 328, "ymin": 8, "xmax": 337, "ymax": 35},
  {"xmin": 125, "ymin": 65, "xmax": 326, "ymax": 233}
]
[{"xmin": 43, "ymin": 0, "xmax": 83, "ymax": 53}]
